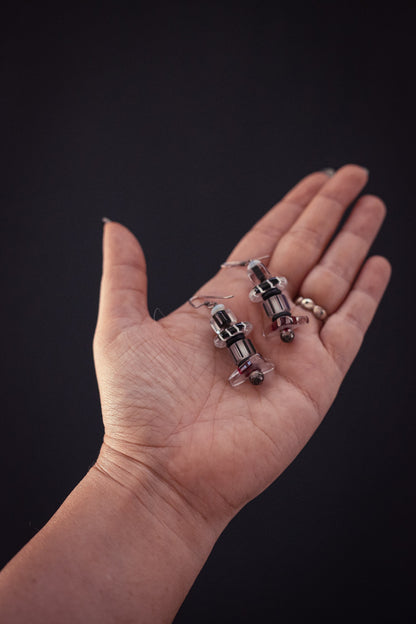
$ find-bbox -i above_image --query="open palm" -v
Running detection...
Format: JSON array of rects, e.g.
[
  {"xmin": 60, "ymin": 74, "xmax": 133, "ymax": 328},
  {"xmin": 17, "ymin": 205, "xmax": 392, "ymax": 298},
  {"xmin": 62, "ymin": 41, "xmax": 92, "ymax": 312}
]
[{"xmin": 93, "ymin": 165, "xmax": 390, "ymax": 528}]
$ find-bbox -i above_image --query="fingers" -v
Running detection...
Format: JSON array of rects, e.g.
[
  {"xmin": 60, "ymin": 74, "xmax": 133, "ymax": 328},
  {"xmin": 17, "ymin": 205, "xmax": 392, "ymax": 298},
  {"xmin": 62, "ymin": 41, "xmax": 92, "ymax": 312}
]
[
  {"xmin": 268, "ymin": 164, "xmax": 369, "ymax": 298},
  {"xmin": 225, "ymin": 170, "xmax": 332, "ymax": 263},
  {"xmin": 321, "ymin": 255, "xmax": 391, "ymax": 376},
  {"xmin": 297, "ymin": 194, "xmax": 387, "ymax": 314},
  {"xmin": 97, "ymin": 222, "xmax": 149, "ymax": 328}
]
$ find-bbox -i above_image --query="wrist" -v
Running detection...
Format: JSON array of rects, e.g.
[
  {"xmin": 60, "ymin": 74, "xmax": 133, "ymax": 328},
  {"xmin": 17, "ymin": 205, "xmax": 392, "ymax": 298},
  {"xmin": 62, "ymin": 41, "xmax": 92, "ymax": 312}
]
[
  {"xmin": 0, "ymin": 452, "xmax": 222, "ymax": 624},
  {"xmin": 94, "ymin": 440, "xmax": 224, "ymax": 559}
]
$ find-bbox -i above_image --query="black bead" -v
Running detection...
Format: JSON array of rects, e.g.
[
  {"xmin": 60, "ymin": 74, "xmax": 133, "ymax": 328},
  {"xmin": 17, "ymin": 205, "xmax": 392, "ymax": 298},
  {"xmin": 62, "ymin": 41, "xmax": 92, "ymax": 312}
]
[
  {"xmin": 249, "ymin": 370, "xmax": 264, "ymax": 385},
  {"xmin": 280, "ymin": 330, "xmax": 295, "ymax": 343}
]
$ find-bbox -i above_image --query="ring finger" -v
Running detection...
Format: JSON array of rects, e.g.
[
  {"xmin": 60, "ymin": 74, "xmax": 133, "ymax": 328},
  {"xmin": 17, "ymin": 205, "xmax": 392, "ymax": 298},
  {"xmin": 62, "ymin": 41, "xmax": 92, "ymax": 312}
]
[
  {"xmin": 296, "ymin": 193, "xmax": 386, "ymax": 317},
  {"xmin": 267, "ymin": 164, "xmax": 369, "ymax": 299}
]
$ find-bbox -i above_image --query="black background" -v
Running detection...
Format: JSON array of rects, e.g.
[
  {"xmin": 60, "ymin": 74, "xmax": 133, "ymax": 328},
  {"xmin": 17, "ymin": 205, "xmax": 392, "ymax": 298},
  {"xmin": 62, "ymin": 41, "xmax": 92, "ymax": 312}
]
[{"xmin": 0, "ymin": 2, "xmax": 414, "ymax": 622}]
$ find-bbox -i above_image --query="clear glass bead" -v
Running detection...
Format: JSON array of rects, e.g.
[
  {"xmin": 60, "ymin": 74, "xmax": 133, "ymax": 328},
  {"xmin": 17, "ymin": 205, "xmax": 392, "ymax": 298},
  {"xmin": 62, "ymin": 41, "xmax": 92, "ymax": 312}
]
[
  {"xmin": 247, "ymin": 260, "xmax": 270, "ymax": 285},
  {"xmin": 228, "ymin": 353, "xmax": 275, "ymax": 387}
]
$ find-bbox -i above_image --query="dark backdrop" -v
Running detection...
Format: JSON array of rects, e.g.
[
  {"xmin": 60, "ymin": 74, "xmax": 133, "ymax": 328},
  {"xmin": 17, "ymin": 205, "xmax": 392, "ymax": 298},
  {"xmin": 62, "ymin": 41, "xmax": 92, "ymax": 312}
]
[{"xmin": 1, "ymin": 2, "xmax": 414, "ymax": 622}]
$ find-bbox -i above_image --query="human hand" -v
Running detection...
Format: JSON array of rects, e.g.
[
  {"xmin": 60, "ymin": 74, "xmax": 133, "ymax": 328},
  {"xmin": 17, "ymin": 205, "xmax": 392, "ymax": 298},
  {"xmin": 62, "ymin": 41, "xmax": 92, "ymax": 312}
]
[{"xmin": 93, "ymin": 165, "xmax": 390, "ymax": 534}]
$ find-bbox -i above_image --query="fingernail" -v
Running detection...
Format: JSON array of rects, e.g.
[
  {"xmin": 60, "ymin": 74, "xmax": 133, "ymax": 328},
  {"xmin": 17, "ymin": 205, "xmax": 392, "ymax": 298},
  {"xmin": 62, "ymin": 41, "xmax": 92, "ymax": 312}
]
[
  {"xmin": 102, "ymin": 217, "xmax": 112, "ymax": 224},
  {"xmin": 321, "ymin": 168, "xmax": 336, "ymax": 177},
  {"xmin": 361, "ymin": 166, "xmax": 370, "ymax": 175}
]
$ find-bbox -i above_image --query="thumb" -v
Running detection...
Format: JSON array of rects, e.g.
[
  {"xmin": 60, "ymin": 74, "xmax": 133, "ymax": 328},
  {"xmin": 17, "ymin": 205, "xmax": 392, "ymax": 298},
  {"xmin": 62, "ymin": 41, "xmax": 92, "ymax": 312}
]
[{"xmin": 97, "ymin": 220, "xmax": 149, "ymax": 328}]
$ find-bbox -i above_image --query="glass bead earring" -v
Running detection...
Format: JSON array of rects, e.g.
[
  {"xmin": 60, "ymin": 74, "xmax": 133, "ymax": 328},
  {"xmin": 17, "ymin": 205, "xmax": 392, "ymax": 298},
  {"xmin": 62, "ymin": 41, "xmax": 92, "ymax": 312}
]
[
  {"xmin": 188, "ymin": 295, "xmax": 274, "ymax": 387},
  {"xmin": 221, "ymin": 258, "xmax": 309, "ymax": 343}
]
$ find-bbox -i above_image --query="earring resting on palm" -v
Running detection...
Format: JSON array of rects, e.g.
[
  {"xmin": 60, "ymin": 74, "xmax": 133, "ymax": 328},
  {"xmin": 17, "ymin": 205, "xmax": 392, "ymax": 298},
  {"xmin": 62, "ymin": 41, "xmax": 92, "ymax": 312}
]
[
  {"xmin": 221, "ymin": 258, "xmax": 309, "ymax": 343},
  {"xmin": 189, "ymin": 295, "xmax": 274, "ymax": 387}
]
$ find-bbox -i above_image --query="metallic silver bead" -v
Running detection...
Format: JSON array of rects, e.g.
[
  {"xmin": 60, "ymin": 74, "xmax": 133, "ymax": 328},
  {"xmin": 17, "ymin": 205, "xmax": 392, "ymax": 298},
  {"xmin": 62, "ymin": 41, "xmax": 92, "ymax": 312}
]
[
  {"xmin": 313, "ymin": 305, "xmax": 327, "ymax": 321},
  {"xmin": 301, "ymin": 297, "xmax": 315, "ymax": 310}
]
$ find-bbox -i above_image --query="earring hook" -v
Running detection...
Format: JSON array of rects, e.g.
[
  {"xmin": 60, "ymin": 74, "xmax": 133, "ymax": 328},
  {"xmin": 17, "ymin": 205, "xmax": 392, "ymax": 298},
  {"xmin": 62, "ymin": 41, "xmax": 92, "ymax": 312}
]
[
  {"xmin": 188, "ymin": 294, "xmax": 234, "ymax": 309},
  {"xmin": 221, "ymin": 254, "xmax": 270, "ymax": 268}
]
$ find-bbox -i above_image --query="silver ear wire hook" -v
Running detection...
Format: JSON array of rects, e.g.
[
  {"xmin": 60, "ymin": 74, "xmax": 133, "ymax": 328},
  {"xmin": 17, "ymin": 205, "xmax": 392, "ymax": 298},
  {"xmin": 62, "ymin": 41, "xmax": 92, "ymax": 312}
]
[
  {"xmin": 188, "ymin": 293, "xmax": 274, "ymax": 387},
  {"xmin": 220, "ymin": 255, "xmax": 270, "ymax": 269},
  {"xmin": 188, "ymin": 294, "xmax": 234, "ymax": 309}
]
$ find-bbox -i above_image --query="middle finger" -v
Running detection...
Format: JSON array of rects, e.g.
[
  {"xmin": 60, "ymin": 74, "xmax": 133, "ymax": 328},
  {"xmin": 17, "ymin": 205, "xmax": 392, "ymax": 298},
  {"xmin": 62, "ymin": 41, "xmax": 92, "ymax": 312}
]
[{"xmin": 268, "ymin": 164, "xmax": 369, "ymax": 299}]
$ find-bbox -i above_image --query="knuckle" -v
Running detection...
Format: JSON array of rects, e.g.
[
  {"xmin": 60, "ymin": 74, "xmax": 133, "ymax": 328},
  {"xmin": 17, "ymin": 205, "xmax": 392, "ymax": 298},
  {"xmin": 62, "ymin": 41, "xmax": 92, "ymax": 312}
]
[{"xmin": 284, "ymin": 224, "xmax": 324, "ymax": 251}]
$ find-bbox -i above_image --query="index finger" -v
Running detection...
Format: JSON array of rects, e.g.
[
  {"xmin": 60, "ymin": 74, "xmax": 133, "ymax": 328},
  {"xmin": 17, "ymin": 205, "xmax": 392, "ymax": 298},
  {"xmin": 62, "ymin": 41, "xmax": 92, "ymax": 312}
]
[{"xmin": 225, "ymin": 169, "xmax": 334, "ymax": 264}]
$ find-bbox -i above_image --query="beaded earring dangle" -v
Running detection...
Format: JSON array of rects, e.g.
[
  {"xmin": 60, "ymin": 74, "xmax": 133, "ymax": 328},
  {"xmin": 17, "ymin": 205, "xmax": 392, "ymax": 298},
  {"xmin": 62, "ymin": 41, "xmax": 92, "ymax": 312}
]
[
  {"xmin": 188, "ymin": 295, "xmax": 274, "ymax": 387},
  {"xmin": 221, "ymin": 258, "xmax": 309, "ymax": 343}
]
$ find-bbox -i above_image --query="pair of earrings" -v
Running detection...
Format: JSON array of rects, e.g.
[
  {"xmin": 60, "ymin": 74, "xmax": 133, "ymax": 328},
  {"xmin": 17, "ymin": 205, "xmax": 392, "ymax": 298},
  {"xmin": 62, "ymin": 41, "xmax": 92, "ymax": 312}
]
[{"xmin": 189, "ymin": 259, "xmax": 309, "ymax": 388}]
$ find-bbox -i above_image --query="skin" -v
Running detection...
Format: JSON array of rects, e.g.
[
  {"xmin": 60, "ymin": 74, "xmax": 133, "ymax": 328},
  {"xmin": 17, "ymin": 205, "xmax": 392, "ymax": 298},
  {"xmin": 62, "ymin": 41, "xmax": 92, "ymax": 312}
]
[{"xmin": 0, "ymin": 165, "xmax": 391, "ymax": 623}]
